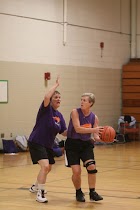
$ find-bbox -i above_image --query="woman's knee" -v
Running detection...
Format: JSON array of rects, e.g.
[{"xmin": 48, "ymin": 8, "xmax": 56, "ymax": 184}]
[
  {"xmin": 42, "ymin": 164, "xmax": 51, "ymax": 173},
  {"xmin": 72, "ymin": 166, "xmax": 81, "ymax": 177},
  {"xmin": 38, "ymin": 160, "xmax": 50, "ymax": 173},
  {"xmin": 85, "ymin": 160, "xmax": 97, "ymax": 174}
]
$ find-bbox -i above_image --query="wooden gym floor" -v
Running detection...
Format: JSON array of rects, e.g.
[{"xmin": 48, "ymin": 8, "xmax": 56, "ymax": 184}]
[{"xmin": 0, "ymin": 141, "xmax": 140, "ymax": 210}]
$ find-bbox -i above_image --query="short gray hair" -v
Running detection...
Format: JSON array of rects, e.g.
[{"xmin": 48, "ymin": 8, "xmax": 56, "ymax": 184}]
[
  {"xmin": 50, "ymin": 91, "xmax": 61, "ymax": 101},
  {"xmin": 81, "ymin": 93, "xmax": 95, "ymax": 106}
]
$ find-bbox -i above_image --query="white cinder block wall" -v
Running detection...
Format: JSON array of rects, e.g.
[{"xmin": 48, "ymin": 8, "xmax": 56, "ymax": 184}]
[{"xmin": 0, "ymin": 0, "xmax": 139, "ymax": 149}]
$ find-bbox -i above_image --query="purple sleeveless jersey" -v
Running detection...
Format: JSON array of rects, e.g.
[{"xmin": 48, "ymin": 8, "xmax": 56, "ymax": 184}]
[{"xmin": 67, "ymin": 108, "xmax": 95, "ymax": 141}]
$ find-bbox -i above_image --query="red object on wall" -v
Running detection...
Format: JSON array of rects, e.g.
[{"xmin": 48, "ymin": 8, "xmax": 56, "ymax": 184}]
[
  {"xmin": 100, "ymin": 42, "xmax": 104, "ymax": 49},
  {"xmin": 44, "ymin": 72, "xmax": 51, "ymax": 80}
]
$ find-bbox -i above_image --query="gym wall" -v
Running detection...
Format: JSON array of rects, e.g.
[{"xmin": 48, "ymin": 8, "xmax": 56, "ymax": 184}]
[{"xmin": 0, "ymin": 0, "xmax": 133, "ymax": 148}]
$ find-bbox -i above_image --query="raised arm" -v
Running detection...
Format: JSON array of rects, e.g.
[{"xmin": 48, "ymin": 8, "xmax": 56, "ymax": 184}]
[{"xmin": 44, "ymin": 76, "xmax": 60, "ymax": 107}]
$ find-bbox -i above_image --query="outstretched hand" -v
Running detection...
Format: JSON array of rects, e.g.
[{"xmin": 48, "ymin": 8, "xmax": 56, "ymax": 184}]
[{"xmin": 56, "ymin": 75, "xmax": 60, "ymax": 86}]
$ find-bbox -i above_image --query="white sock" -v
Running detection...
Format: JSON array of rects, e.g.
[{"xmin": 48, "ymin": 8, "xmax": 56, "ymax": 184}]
[
  {"xmin": 34, "ymin": 181, "xmax": 38, "ymax": 188},
  {"xmin": 38, "ymin": 184, "xmax": 45, "ymax": 191}
]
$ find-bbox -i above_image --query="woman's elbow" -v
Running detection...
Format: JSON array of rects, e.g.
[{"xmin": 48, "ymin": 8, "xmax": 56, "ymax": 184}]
[{"xmin": 74, "ymin": 127, "xmax": 82, "ymax": 133}]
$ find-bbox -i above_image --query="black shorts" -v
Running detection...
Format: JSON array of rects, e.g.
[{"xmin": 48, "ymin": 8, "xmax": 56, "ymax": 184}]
[
  {"xmin": 28, "ymin": 141, "xmax": 55, "ymax": 165},
  {"xmin": 64, "ymin": 138, "xmax": 94, "ymax": 167}
]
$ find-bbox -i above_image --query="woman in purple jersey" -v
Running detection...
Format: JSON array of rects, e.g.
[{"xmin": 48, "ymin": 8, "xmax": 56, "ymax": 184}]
[
  {"xmin": 65, "ymin": 93, "xmax": 104, "ymax": 203},
  {"xmin": 28, "ymin": 76, "xmax": 67, "ymax": 203}
]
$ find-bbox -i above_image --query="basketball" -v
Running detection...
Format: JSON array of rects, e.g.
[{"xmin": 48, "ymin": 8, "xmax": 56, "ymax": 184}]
[{"xmin": 101, "ymin": 126, "xmax": 116, "ymax": 143}]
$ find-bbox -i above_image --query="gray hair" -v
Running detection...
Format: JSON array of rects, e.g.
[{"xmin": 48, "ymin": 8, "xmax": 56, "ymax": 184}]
[{"xmin": 81, "ymin": 93, "xmax": 95, "ymax": 107}]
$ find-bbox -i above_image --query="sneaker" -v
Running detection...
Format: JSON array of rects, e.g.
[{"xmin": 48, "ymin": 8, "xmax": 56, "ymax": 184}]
[
  {"xmin": 89, "ymin": 191, "xmax": 103, "ymax": 201},
  {"xmin": 29, "ymin": 184, "xmax": 38, "ymax": 193},
  {"xmin": 36, "ymin": 190, "xmax": 48, "ymax": 203},
  {"xmin": 29, "ymin": 184, "xmax": 47, "ymax": 194},
  {"xmin": 76, "ymin": 191, "xmax": 85, "ymax": 202}
]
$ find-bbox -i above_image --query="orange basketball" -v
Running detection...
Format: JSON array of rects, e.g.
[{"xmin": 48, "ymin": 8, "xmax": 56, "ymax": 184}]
[{"xmin": 101, "ymin": 126, "xmax": 116, "ymax": 143}]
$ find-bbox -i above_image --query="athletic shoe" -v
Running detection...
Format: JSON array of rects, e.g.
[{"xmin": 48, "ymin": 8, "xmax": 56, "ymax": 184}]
[
  {"xmin": 29, "ymin": 184, "xmax": 47, "ymax": 194},
  {"xmin": 36, "ymin": 190, "xmax": 48, "ymax": 203},
  {"xmin": 89, "ymin": 191, "xmax": 103, "ymax": 201},
  {"xmin": 29, "ymin": 184, "xmax": 38, "ymax": 193},
  {"xmin": 76, "ymin": 191, "xmax": 85, "ymax": 202}
]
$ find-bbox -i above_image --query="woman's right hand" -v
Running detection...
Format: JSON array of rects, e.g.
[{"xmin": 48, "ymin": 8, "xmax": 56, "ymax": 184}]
[{"xmin": 93, "ymin": 126, "xmax": 104, "ymax": 135}]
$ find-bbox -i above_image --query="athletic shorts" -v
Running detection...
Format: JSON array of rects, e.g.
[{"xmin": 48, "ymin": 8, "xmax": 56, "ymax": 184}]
[
  {"xmin": 64, "ymin": 138, "xmax": 94, "ymax": 167},
  {"xmin": 28, "ymin": 141, "xmax": 55, "ymax": 165}
]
